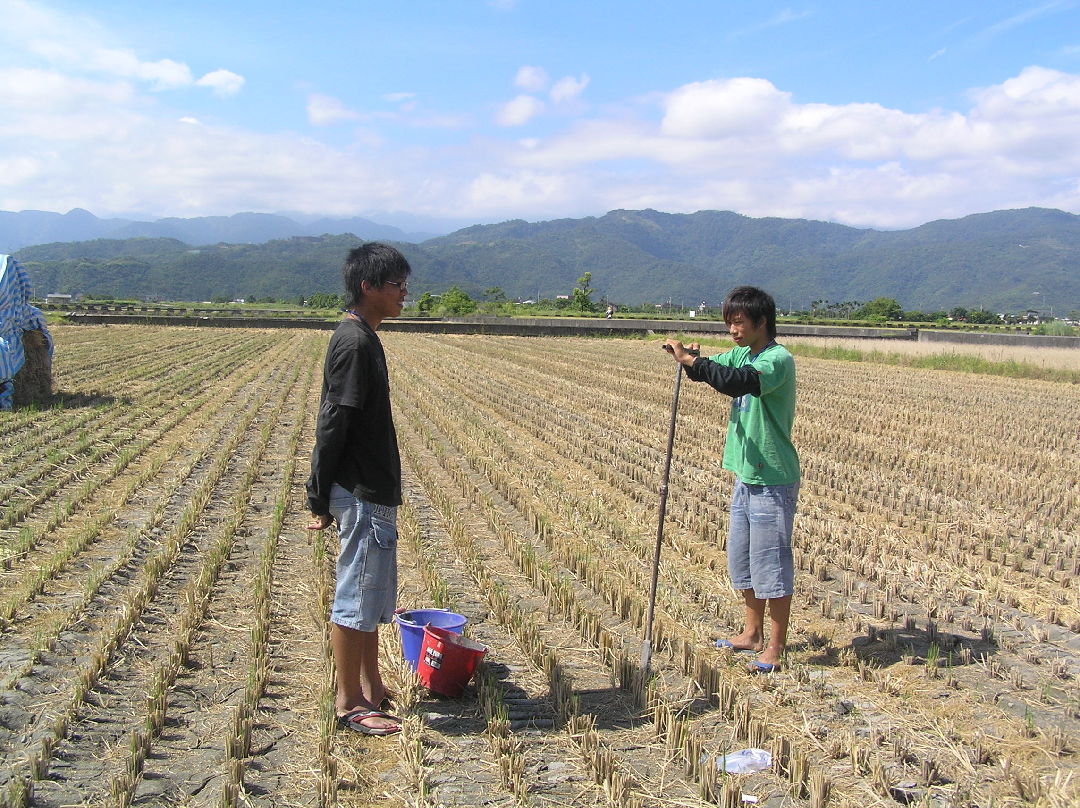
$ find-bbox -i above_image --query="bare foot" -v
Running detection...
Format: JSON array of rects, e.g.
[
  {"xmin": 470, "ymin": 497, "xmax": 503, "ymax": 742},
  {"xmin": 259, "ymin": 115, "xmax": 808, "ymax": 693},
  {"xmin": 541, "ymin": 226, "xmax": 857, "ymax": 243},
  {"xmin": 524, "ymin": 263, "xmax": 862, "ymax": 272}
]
[
  {"xmin": 365, "ymin": 688, "xmax": 397, "ymax": 712},
  {"xmin": 757, "ymin": 644, "xmax": 784, "ymax": 667}
]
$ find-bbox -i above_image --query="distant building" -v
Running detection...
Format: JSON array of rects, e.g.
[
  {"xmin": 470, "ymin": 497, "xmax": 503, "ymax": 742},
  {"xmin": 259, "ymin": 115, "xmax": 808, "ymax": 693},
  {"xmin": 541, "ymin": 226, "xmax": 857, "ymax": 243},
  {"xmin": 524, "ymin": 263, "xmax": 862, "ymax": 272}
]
[{"xmin": 46, "ymin": 293, "xmax": 73, "ymax": 305}]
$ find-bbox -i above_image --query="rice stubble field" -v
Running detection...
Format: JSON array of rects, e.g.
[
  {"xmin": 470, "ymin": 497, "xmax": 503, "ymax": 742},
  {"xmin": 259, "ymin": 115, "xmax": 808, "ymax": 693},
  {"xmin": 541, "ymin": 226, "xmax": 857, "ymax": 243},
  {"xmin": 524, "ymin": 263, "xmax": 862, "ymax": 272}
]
[{"xmin": 0, "ymin": 324, "xmax": 1077, "ymax": 808}]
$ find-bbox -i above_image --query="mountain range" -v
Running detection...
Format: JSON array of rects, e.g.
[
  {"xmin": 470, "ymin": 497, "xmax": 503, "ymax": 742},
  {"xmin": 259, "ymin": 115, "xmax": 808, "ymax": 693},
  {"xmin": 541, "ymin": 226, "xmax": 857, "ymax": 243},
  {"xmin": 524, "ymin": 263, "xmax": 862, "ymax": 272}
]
[
  {"xmin": 0, "ymin": 208, "xmax": 435, "ymax": 252},
  {"xmin": 9, "ymin": 207, "xmax": 1080, "ymax": 314}
]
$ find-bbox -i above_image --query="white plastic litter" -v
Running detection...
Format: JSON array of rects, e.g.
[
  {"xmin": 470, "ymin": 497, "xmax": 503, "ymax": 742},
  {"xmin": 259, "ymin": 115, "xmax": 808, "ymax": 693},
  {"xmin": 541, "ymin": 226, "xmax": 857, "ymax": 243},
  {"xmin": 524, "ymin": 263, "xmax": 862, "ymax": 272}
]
[{"xmin": 703, "ymin": 747, "xmax": 772, "ymax": 774}]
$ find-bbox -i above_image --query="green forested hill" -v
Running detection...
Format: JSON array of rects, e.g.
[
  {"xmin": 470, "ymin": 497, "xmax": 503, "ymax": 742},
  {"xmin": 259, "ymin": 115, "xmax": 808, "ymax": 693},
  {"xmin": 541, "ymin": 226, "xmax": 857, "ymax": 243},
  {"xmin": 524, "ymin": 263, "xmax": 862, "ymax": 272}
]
[{"xmin": 15, "ymin": 207, "xmax": 1080, "ymax": 313}]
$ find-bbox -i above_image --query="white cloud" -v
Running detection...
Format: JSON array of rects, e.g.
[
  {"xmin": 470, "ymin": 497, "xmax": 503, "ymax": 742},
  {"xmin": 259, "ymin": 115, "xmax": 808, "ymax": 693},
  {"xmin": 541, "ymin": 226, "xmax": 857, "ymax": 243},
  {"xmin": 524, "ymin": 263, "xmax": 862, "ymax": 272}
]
[
  {"xmin": 467, "ymin": 170, "xmax": 573, "ymax": 209},
  {"xmin": 0, "ymin": 155, "xmax": 43, "ymax": 186},
  {"xmin": 196, "ymin": 69, "xmax": 245, "ymax": 97},
  {"xmin": 502, "ymin": 66, "xmax": 1080, "ymax": 226},
  {"xmin": 0, "ymin": 0, "xmax": 106, "ymax": 49},
  {"xmin": 3, "ymin": 0, "xmax": 242, "ymax": 96},
  {"xmin": 550, "ymin": 74, "xmax": 589, "ymax": 105},
  {"xmin": 972, "ymin": 65, "xmax": 1080, "ymax": 120},
  {"xmin": 515, "ymin": 66, "xmax": 549, "ymax": 93},
  {"xmin": 307, "ymin": 94, "xmax": 360, "ymax": 126},
  {"xmin": 0, "ymin": 67, "xmax": 133, "ymax": 111},
  {"xmin": 98, "ymin": 50, "xmax": 193, "ymax": 89},
  {"xmin": 26, "ymin": 39, "xmax": 195, "ymax": 89},
  {"xmin": 661, "ymin": 77, "xmax": 791, "ymax": 138},
  {"xmin": 496, "ymin": 94, "xmax": 545, "ymax": 126}
]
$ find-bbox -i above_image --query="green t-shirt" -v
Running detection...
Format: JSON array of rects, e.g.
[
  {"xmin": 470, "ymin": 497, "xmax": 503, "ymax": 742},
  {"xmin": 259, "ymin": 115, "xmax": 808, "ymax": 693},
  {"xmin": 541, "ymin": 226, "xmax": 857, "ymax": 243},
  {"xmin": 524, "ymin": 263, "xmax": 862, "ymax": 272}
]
[{"xmin": 709, "ymin": 343, "xmax": 800, "ymax": 485}]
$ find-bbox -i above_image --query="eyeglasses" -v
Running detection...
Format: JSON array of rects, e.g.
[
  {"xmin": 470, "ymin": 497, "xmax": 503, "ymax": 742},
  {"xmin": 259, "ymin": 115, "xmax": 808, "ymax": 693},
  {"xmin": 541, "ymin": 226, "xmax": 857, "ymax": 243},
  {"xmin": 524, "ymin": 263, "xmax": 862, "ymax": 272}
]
[{"xmin": 385, "ymin": 280, "xmax": 409, "ymax": 293}]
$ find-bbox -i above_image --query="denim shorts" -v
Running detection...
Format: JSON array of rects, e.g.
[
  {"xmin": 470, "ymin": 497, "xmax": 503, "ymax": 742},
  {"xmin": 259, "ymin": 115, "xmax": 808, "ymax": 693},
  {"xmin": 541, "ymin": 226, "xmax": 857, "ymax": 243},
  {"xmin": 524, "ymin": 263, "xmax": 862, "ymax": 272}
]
[
  {"xmin": 727, "ymin": 479, "xmax": 799, "ymax": 599},
  {"xmin": 328, "ymin": 483, "xmax": 398, "ymax": 632}
]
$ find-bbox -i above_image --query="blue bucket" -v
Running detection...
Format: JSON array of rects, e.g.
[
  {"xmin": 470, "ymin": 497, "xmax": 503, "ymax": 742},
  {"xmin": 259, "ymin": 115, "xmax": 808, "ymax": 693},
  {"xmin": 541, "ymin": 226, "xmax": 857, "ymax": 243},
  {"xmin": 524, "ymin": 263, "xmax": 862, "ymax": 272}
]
[{"xmin": 394, "ymin": 609, "xmax": 467, "ymax": 670}]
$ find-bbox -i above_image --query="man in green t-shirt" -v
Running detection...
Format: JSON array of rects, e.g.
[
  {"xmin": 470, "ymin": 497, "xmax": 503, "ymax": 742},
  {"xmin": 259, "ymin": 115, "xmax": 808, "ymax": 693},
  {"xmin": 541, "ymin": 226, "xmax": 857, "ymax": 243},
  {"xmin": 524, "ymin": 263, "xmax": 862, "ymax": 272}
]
[{"xmin": 664, "ymin": 286, "xmax": 799, "ymax": 673}]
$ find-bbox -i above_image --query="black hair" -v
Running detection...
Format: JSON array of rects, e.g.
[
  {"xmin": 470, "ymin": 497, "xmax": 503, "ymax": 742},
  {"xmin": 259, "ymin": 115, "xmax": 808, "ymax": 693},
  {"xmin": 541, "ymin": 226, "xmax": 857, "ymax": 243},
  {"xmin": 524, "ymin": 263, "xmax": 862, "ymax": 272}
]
[
  {"xmin": 342, "ymin": 242, "xmax": 412, "ymax": 309},
  {"xmin": 722, "ymin": 285, "xmax": 777, "ymax": 339}
]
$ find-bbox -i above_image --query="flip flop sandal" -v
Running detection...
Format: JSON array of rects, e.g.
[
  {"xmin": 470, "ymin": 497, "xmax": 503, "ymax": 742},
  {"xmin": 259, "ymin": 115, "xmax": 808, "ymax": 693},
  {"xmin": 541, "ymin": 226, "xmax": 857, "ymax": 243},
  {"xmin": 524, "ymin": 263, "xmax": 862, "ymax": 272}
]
[
  {"xmin": 336, "ymin": 709, "xmax": 402, "ymax": 736},
  {"xmin": 748, "ymin": 660, "xmax": 779, "ymax": 674},
  {"xmin": 715, "ymin": 639, "xmax": 755, "ymax": 653}
]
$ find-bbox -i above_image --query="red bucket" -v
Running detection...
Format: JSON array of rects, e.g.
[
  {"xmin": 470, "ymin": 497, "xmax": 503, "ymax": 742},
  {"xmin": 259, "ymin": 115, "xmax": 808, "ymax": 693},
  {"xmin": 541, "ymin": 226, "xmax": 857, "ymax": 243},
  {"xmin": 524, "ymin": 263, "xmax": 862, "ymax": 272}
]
[{"xmin": 417, "ymin": 624, "xmax": 487, "ymax": 697}]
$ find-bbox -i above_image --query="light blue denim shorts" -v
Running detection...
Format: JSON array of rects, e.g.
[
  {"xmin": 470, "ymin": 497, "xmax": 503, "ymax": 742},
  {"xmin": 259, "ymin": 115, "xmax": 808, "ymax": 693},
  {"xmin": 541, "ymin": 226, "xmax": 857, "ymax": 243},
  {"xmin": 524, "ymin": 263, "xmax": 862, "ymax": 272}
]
[
  {"xmin": 727, "ymin": 479, "xmax": 799, "ymax": 599},
  {"xmin": 328, "ymin": 483, "xmax": 398, "ymax": 632}
]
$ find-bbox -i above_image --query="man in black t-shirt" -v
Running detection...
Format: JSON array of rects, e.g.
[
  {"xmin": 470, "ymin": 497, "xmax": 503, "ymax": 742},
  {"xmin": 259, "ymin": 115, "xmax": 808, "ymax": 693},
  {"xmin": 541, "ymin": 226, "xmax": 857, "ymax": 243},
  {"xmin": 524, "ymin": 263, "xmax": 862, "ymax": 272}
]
[{"xmin": 307, "ymin": 243, "xmax": 410, "ymax": 736}]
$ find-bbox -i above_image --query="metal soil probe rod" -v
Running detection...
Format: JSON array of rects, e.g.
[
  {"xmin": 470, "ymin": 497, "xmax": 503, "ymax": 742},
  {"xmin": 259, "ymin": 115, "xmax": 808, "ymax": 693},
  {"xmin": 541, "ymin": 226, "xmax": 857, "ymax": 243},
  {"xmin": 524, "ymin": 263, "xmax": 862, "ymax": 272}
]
[{"xmin": 641, "ymin": 345, "xmax": 696, "ymax": 675}]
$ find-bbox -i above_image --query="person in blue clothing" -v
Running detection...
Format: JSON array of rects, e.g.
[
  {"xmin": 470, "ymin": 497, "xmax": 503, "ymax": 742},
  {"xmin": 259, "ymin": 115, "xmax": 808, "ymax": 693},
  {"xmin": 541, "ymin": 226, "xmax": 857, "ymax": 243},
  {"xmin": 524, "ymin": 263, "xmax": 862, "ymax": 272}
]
[
  {"xmin": 0, "ymin": 255, "xmax": 53, "ymax": 411},
  {"xmin": 664, "ymin": 286, "xmax": 799, "ymax": 672}
]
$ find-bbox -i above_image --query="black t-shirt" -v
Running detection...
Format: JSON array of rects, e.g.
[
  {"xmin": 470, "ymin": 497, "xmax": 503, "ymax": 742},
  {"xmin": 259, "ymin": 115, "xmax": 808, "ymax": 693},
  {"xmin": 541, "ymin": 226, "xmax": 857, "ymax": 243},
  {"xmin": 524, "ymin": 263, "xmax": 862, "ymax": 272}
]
[{"xmin": 306, "ymin": 317, "xmax": 401, "ymax": 512}]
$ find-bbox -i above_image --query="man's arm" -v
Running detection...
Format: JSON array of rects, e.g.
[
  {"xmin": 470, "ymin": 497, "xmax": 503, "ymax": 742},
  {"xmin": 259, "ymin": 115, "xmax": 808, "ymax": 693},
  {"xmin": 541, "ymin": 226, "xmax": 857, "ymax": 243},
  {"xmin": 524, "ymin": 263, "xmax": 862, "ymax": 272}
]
[
  {"xmin": 306, "ymin": 399, "xmax": 357, "ymax": 523},
  {"xmin": 663, "ymin": 338, "xmax": 760, "ymax": 398},
  {"xmin": 685, "ymin": 358, "xmax": 761, "ymax": 397}
]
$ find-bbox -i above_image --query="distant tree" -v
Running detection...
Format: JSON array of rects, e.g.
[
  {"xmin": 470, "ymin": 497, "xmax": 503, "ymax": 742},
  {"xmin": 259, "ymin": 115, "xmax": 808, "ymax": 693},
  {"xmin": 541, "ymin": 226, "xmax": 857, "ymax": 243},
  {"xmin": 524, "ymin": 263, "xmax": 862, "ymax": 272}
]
[
  {"xmin": 966, "ymin": 308, "xmax": 1000, "ymax": 324},
  {"xmin": 949, "ymin": 306, "xmax": 968, "ymax": 321},
  {"xmin": 480, "ymin": 286, "xmax": 511, "ymax": 315},
  {"xmin": 859, "ymin": 297, "xmax": 903, "ymax": 320},
  {"xmin": 809, "ymin": 299, "xmax": 864, "ymax": 319},
  {"xmin": 416, "ymin": 291, "xmax": 435, "ymax": 314},
  {"xmin": 572, "ymin": 272, "xmax": 596, "ymax": 312},
  {"xmin": 439, "ymin": 286, "xmax": 477, "ymax": 315},
  {"xmin": 306, "ymin": 292, "xmax": 343, "ymax": 309}
]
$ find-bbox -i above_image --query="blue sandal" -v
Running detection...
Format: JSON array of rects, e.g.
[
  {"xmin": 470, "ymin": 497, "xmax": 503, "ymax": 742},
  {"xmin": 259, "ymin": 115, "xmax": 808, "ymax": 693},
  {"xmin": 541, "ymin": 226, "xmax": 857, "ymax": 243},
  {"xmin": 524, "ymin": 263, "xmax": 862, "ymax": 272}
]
[
  {"xmin": 748, "ymin": 660, "xmax": 779, "ymax": 674},
  {"xmin": 715, "ymin": 639, "xmax": 755, "ymax": 653}
]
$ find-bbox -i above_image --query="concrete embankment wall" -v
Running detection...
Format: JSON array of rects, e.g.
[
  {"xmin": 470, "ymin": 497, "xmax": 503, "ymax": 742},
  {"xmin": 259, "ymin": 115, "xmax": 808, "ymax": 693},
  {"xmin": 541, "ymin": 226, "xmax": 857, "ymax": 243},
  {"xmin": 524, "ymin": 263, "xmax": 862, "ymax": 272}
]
[
  {"xmin": 381, "ymin": 317, "xmax": 916, "ymax": 340},
  {"xmin": 919, "ymin": 329, "xmax": 1080, "ymax": 349}
]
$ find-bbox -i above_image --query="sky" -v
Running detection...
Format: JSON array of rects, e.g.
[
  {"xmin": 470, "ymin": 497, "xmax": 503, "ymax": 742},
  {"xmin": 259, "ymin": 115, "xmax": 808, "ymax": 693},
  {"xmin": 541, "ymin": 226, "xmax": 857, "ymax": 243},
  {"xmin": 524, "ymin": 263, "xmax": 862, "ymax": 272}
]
[{"xmin": 1, "ymin": 0, "xmax": 1079, "ymax": 232}]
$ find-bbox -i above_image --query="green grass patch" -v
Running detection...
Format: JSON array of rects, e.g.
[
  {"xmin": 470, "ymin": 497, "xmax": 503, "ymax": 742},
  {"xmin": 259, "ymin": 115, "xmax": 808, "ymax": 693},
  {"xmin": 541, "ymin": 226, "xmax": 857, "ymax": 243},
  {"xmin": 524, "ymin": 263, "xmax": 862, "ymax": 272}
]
[{"xmin": 788, "ymin": 343, "xmax": 1080, "ymax": 384}]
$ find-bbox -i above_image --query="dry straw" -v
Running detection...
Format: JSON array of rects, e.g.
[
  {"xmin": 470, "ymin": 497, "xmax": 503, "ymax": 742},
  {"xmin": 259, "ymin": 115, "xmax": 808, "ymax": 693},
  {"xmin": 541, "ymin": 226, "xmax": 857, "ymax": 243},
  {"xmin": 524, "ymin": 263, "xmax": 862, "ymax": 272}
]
[{"xmin": 12, "ymin": 329, "xmax": 51, "ymax": 407}]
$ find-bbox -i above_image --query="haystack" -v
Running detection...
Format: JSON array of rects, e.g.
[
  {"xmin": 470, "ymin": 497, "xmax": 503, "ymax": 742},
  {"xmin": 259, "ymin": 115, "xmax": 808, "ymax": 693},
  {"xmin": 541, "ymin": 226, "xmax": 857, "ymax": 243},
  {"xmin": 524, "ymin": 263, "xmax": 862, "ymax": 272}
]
[{"xmin": 12, "ymin": 328, "xmax": 52, "ymax": 407}]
